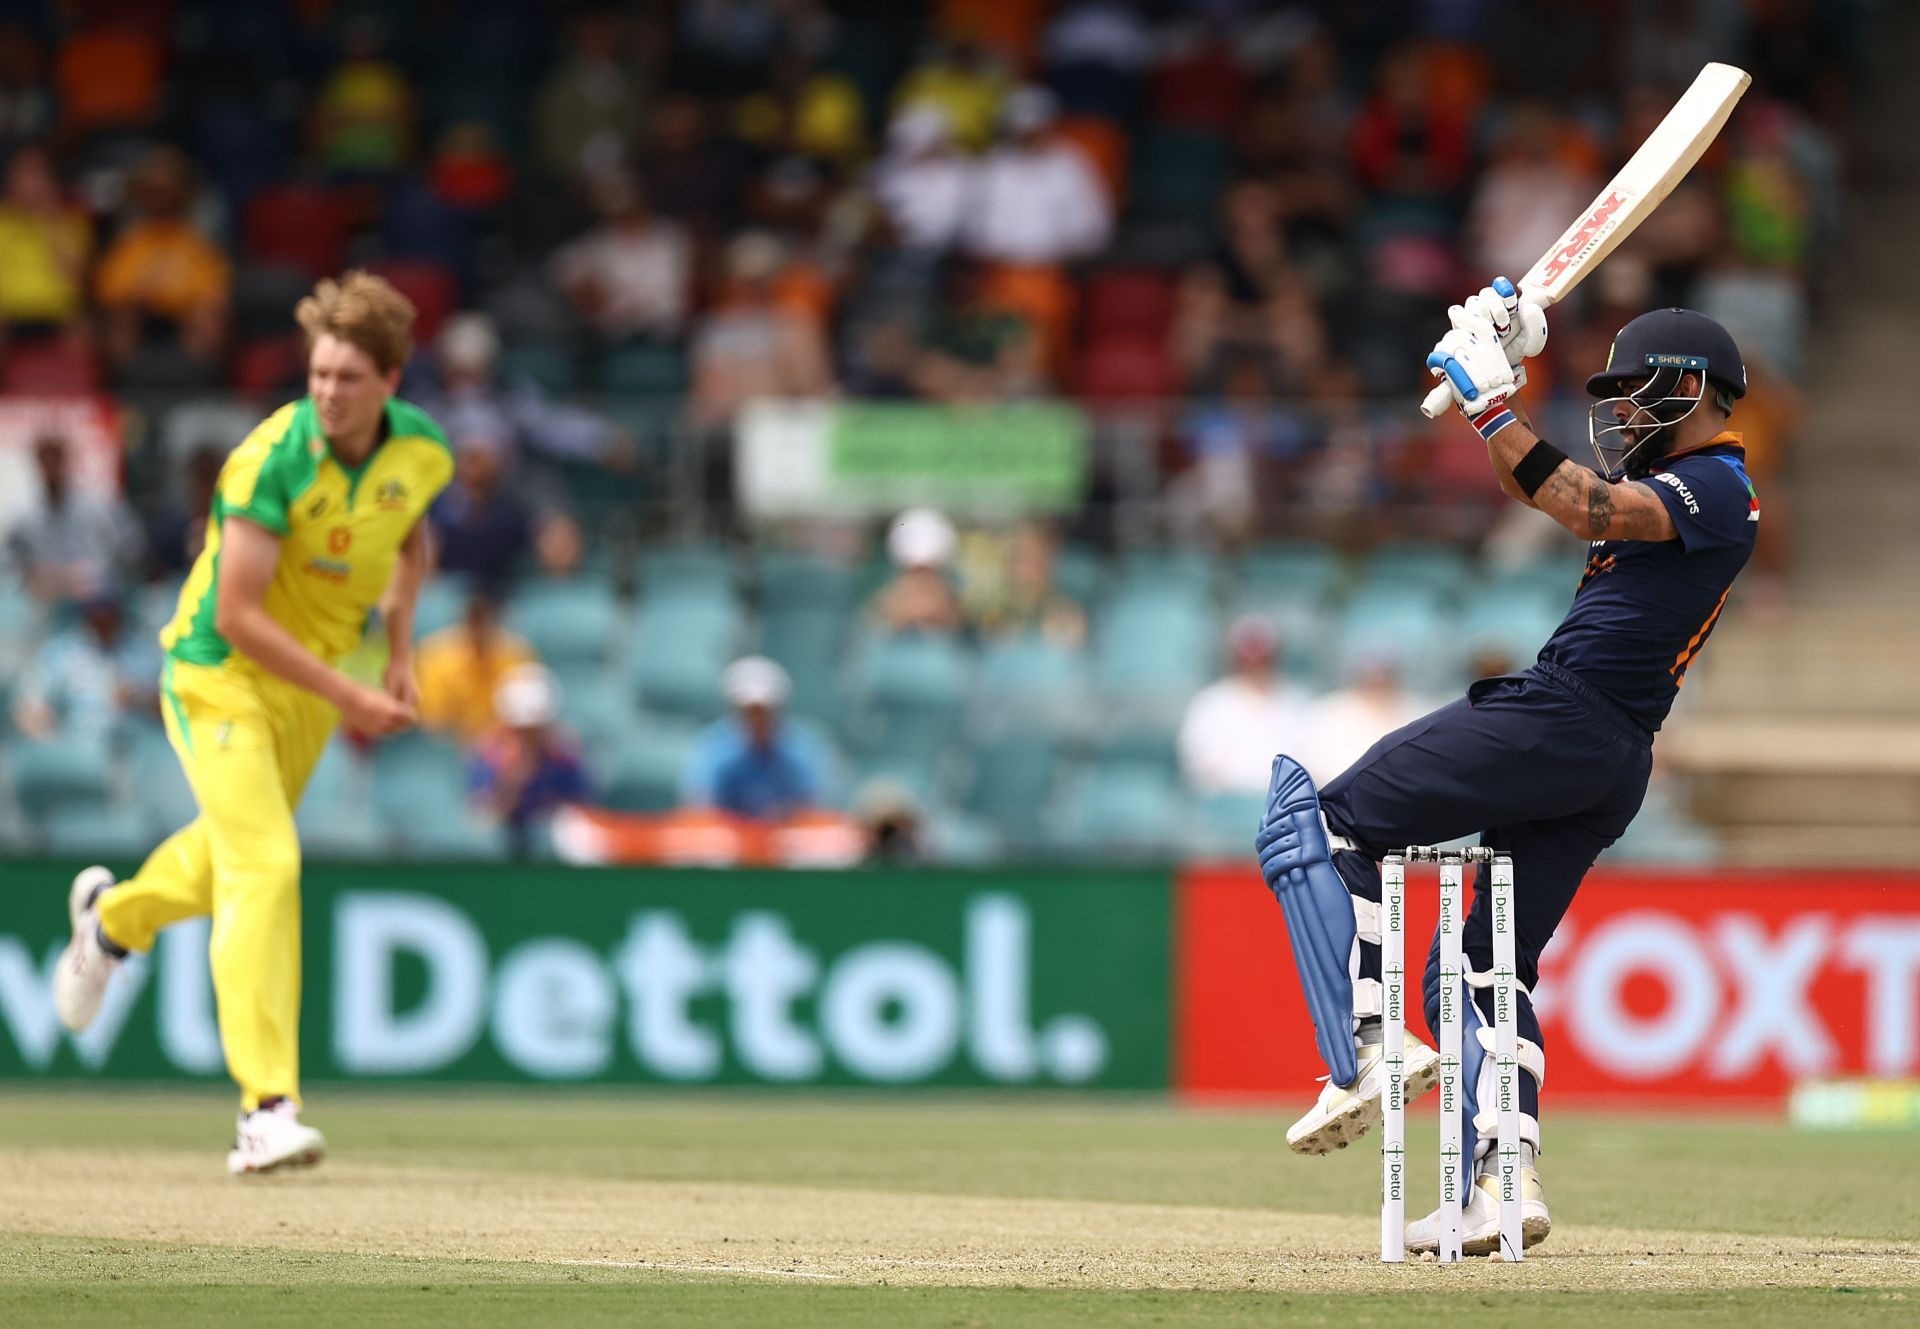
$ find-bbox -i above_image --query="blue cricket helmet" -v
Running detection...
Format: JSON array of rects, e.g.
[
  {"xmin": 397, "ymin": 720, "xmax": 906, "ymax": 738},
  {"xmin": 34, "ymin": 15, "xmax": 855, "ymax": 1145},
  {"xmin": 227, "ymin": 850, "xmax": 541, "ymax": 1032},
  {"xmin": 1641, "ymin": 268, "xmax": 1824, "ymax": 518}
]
[{"xmin": 1586, "ymin": 307, "xmax": 1747, "ymax": 402}]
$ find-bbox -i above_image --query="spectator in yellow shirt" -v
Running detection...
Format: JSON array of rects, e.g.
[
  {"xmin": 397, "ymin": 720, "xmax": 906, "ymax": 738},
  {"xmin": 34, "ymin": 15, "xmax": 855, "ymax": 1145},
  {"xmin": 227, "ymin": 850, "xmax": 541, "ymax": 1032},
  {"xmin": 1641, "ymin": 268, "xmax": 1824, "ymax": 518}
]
[
  {"xmin": 416, "ymin": 586, "xmax": 539, "ymax": 744},
  {"xmin": 0, "ymin": 144, "xmax": 90, "ymax": 333},
  {"xmin": 94, "ymin": 146, "xmax": 230, "ymax": 370}
]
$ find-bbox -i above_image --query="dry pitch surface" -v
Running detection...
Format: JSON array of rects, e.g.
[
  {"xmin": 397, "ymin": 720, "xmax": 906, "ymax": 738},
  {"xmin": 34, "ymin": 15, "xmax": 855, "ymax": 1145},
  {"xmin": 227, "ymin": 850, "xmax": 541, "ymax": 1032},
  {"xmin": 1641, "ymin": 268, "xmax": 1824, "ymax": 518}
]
[{"xmin": 2, "ymin": 1089, "xmax": 1916, "ymax": 1326}]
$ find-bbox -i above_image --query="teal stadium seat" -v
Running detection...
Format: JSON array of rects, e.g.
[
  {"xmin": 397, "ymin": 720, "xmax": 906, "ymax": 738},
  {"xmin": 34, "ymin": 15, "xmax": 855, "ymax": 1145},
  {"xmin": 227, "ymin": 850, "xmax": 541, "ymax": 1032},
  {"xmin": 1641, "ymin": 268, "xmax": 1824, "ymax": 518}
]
[
  {"xmin": 601, "ymin": 343, "xmax": 688, "ymax": 397},
  {"xmin": 1190, "ymin": 789, "xmax": 1266, "ymax": 858},
  {"xmin": 1240, "ymin": 542, "xmax": 1344, "ymax": 609},
  {"xmin": 505, "ymin": 575, "xmax": 622, "ymax": 671},
  {"xmin": 1094, "ymin": 589, "xmax": 1215, "ymax": 710},
  {"xmin": 1335, "ymin": 587, "xmax": 1448, "ymax": 690},
  {"xmin": 496, "ymin": 343, "xmax": 577, "ymax": 394},
  {"xmin": 394, "ymin": 808, "xmax": 510, "ymax": 861},
  {"xmin": 1053, "ymin": 762, "xmax": 1186, "ymax": 859},
  {"xmin": 1132, "ymin": 126, "xmax": 1232, "ymax": 219},
  {"xmin": 963, "ymin": 732, "xmax": 1063, "ymax": 845},
  {"xmin": 758, "ymin": 552, "xmax": 854, "ymax": 613},
  {"xmin": 1051, "ymin": 543, "xmax": 1106, "ymax": 608},
  {"xmin": 759, "ymin": 604, "xmax": 847, "ymax": 726},
  {"xmin": 127, "ymin": 721, "xmax": 197, "ymax": 834},
  {"xmin": 42, "ymin": 801, "xmax": 151, "ymax": 858},
  {"xmin": 643, "ymin": 544, "xmax": 736, "ymax": 599},
  {"xmin": 630, "ymin": 595, "xmax": 742, "ymax": 720},
  {"xmin": 1113, "ymin": 547, "xmax": 1215, "ymax": 600},
  {"xmin": 412, "ymin": 575, "xmax": 469, "ymax": 638},
  {"xmin": 600, "ymin": 716, "xmax": 702, "ymax": 812},
  {"xmin": 371, "ymin": 734, "xmax": 473, "ymax": 851},
  {"xmin": 846, "ymin": 634, "xmax": 971, "ymax": 760},
  {"xmin": 1363, "ymin": 540, "xmax": 1473, "ymax": 602},
  {"xmin": 974, "ymin": 635, "xmax": 1086, "ymax": 735},
  {"xmin": 9, "ymin": 737, "xmax": 111, "ymax": 817}
]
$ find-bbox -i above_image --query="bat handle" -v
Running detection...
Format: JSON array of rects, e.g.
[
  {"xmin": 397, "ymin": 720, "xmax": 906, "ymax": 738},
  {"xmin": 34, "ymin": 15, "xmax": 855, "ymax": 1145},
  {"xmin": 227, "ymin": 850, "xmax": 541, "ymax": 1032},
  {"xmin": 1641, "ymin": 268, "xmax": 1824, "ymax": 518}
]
[{"xmin": 1419, "ymin": 381, "xmax": 1454, "ymax": 419}]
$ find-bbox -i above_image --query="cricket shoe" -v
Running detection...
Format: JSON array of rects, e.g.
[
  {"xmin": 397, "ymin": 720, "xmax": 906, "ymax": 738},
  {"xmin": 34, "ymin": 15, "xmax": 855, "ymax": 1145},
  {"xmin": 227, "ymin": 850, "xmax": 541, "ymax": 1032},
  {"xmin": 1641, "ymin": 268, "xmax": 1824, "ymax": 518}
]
[
  {"xmin": 228, "ymin": 1100, "xmax": 327, "ymax": 1176},
  {"xmin": 1405, "ymin": 1165, "xmax": 1552, "ymax": 1256},
  {"xmin": 53, "ymin": 866, "xmax": 120, "ymax": 1033},
  {"xmin": 1285, "ymin": 1034, "xmax": 1441, "ymax": 1155}
]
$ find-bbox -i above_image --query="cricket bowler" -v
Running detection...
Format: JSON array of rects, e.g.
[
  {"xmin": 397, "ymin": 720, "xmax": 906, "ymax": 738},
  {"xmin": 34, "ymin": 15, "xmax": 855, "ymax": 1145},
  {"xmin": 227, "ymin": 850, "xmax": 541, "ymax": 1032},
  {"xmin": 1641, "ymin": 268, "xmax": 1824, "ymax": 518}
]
[
  {"xmin": 53, "ymin": 271, "xmax": 453, "ymax": 1174},
  {"xmin": 1257, "ymin": 280, "xmax": 1758, "ymax": 1252}
]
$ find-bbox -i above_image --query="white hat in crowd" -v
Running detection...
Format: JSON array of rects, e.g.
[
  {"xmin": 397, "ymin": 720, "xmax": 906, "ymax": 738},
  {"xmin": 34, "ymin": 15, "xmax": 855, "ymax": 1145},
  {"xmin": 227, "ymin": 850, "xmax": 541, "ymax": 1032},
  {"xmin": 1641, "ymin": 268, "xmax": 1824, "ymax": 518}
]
[
  {"xmin": 495, "ymin": 664, "xmax": 561, "ymax": 728},
  {"xmin": 723, "ymin": 656, "xmax": 792, "ymax": 709},
  {"xmin": 887, "ymin": 507, "xmax": 956, "ymax": 570}
]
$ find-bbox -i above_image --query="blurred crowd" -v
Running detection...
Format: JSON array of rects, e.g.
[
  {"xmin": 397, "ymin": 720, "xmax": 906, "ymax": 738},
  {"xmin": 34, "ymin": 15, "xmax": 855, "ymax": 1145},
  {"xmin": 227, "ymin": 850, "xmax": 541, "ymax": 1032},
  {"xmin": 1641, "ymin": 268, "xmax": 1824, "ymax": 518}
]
[{"xmin": 0, "ymin": 0, "xmax": 1874, "ymax": 862}]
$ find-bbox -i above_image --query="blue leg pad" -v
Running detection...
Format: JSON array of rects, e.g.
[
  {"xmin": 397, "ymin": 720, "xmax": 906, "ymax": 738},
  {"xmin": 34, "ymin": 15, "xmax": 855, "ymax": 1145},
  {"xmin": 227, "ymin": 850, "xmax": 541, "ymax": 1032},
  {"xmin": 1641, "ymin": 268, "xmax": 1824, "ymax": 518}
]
[{"xmin": 1255, "ymin": 754, "xmax": 1359, "ymax": 1088}]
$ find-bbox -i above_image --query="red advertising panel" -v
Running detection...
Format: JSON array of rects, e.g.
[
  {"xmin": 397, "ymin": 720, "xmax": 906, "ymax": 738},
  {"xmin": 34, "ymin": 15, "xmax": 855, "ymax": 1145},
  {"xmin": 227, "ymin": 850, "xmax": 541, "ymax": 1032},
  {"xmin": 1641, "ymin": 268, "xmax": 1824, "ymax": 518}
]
[{"xmin": 1176, "ymin": 865, "xmax": 1920, "ymax": 1107}]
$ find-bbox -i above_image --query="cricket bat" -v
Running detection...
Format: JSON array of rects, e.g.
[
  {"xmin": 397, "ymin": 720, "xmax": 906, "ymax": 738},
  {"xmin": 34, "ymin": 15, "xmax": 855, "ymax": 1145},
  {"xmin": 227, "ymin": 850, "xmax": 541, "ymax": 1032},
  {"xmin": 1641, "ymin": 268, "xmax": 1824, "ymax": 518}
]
[{"xmin": 1420, "ymin": 61, "xmax": 1752, "ymax": 419}]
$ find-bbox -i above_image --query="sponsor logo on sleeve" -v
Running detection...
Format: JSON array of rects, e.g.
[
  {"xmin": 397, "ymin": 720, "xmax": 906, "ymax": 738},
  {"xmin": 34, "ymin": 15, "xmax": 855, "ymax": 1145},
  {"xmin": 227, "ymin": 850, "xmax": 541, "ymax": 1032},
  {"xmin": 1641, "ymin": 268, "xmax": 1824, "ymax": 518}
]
[{"xmin": 1652, "ymin": 471, "xmax": 1699, "ymax": 515}]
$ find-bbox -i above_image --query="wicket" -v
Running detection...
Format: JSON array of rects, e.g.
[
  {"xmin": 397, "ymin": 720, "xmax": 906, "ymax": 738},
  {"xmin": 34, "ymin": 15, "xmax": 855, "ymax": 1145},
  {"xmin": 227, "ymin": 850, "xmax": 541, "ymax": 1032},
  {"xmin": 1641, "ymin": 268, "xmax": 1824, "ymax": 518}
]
[{"xmin": 1379, "ymin": 846, "xmax": 1522, "ymax": 1264}]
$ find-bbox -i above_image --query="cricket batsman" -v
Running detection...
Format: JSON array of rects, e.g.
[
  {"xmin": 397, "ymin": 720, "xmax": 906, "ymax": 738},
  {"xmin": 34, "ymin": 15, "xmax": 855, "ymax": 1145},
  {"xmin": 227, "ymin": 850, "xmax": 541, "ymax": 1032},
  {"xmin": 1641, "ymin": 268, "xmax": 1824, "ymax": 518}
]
[
  {"xmin": 1257, "ymin": 279, "xmax": 1757, "ymax": 1251},
  {"xmin": 53, "ymin": 271, "xmax": 453, "ymax": 1174}
]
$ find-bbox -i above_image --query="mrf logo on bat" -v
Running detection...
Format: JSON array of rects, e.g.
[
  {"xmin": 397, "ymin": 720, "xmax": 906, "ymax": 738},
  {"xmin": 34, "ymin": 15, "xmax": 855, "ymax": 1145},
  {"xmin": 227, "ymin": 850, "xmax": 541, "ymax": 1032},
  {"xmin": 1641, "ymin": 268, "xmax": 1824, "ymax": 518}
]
[{"xmin": 1538, "ymin": 190, "xmax": 1634, "ymax": 288}]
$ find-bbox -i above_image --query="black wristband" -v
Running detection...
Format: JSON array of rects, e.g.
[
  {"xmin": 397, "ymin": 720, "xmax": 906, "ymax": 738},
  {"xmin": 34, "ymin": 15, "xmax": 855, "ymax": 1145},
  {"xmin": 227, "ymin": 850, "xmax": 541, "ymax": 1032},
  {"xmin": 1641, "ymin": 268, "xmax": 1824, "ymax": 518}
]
[{"xmin": 1512, "ymin": 438, "xmax": 1569, "ymax": 500}]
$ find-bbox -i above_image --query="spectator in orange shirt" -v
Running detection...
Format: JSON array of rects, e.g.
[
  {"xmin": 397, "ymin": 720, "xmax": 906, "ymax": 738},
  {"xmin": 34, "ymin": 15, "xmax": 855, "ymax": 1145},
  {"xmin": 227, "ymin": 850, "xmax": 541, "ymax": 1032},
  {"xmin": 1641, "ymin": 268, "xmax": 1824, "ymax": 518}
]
[
  {"xmin": 94, "ymin": 146, "xmax": 229, "ymax": 371},
  {"xmin": 416, "ymin": 587, "xmax": 540, "ymax": 745}
]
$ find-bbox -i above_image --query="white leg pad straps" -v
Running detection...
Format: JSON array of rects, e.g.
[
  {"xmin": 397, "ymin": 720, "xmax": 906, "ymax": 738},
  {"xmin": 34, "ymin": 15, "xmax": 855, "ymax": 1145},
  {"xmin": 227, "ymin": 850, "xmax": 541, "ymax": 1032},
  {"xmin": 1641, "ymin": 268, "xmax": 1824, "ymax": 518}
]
[{"xmin": 1350, "ymin": 895, "xmax": 1383, "ymax": 1020}]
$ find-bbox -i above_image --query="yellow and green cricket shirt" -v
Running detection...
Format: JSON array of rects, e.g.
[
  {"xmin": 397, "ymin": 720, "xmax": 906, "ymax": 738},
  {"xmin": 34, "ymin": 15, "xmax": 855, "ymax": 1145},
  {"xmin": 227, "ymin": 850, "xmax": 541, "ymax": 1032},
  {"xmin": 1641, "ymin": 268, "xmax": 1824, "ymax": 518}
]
[{"xmin": 161, "ymin": 396, "xmax": 454, "ymax": 680}]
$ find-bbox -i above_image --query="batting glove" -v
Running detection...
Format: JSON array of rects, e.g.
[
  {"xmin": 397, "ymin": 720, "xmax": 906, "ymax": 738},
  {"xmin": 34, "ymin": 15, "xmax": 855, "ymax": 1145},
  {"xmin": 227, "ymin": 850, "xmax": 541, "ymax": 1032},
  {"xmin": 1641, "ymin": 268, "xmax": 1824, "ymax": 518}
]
[
  {"xmin": 1425, "ymin": 313, "xmax": 1517, "ymax": 432},
  {"xmin": 1460, "ymin": 276, "xmax": 1548, "ymax": 388}
]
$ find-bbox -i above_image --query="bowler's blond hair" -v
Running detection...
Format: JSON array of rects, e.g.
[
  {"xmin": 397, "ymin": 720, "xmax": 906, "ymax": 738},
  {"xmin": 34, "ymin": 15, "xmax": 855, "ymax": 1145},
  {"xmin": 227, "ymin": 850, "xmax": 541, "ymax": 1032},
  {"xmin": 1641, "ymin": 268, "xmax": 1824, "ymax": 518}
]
[{"xmin": 295, "ymin": 270, "xmax": 416, "ymax": 374}]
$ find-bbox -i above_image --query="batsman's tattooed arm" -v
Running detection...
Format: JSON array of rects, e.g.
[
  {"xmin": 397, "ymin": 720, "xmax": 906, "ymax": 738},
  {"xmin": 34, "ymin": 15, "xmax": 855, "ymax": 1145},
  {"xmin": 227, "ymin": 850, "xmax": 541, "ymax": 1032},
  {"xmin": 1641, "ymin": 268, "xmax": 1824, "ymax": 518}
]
[{"xmin": 1485, "ymin": 396, "xmax": 1677, "ymax": 543}]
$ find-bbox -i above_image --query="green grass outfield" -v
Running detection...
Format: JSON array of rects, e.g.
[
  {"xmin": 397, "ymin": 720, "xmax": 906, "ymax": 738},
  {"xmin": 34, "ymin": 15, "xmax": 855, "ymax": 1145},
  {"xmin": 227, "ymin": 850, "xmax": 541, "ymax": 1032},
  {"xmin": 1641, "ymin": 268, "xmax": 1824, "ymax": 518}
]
[{"xmin": 2, "ymin": 1087, "xmax": 1916, "ymax": 1327}]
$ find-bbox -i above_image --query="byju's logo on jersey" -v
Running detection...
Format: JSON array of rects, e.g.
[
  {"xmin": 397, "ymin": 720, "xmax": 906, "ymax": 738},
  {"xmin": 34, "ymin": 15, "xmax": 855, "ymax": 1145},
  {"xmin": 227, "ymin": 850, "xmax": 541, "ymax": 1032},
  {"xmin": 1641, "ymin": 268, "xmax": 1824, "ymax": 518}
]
[
  {"xmin": 1652, "ymin": 471, "xmax": 1700, "ymax": 516},
  {"xmin": 376, "ymin": 479, "xmax": 410, "ymax": 511}
]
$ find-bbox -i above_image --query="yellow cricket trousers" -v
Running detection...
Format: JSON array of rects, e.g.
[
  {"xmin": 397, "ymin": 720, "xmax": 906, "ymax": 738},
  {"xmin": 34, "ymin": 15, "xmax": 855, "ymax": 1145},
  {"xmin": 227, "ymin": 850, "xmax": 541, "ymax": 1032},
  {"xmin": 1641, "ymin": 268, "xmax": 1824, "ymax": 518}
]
[{"xmin": 97, "ymin": 659, "xmax": 337, "ymax": 1110}]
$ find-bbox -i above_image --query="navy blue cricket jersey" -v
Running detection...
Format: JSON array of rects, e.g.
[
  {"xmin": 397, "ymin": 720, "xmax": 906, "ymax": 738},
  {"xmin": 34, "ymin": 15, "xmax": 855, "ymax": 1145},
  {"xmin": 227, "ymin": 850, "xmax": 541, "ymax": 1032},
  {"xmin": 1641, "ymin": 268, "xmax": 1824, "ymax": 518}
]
[{"xmin": 1535, "ymin": 433, "xmax": 1758, "ymax": 733}]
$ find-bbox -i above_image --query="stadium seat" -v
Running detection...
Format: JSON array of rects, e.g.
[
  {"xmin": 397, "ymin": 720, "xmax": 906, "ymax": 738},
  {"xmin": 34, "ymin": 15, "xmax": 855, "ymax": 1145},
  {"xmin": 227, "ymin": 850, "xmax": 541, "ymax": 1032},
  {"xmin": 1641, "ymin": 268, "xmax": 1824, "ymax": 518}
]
[
  {"xmin": 127, "ymin": 721, "xmax": 197, "ymax": 833},
  {"xmin": 599, "ymin": 717, "xmax": 701, "ymax": 813},
  {"xmin": 1240, "ymin": 542, "xmax": 1345, "ymax": 608},
  {"xmin": 758, "ymin": 552, "xmax": 855, "ymax": 613},
  {"xmin": 230, "ymin": 334, "xmax": 306, "ymax": 397},
  {"xmin": 504, "ymin": 575, "xmax": 622, "ymax": 671},
  {"xmin": 1075, "ymin": 335, "xmax": 1180, "ymax": 402},
  {"xmin": 1335, "ymin": 587, "xmax": 1449, "ymax": 692},
  {"xmin": 2, "ymin": 337, "xmax": 99, "ymax": 395},
  {"xmin": 641, "ymin": 544, "xmax": 736, "ymax": 602},
  {"xmin": 974, "ymin": 635, "xmax": 1086, "ymax": 735},
  {"xmin": 366, "ymin": 259, "xmax": 458, "ymax": 343},
  {"xmin": 1114, "ymin": 546, "xmax": 1215, "ymax": 600},
  {"xmin": 42, "ymin": 801, "xmax": 152, "ymax": 859},
  {"xmin": 760, "ymin": 604, "xmax": 847, "ymax": 727},
  {"xmin": 9, "ymin": 738, "xmax": 112, "ymax": 817},
  {"xmin": 393, "ymin": 808, "xmax": 510, "ymax": 862},
  {"xmin": 1052, "ymin": 762, "xmax": 1186, "ymax": 859},
  {"xmin": 1083, "ymin": 269, "xmax": 1176, "ymax": 343},
  {"xmin": 1189, "ymin": 789, "xmax": 1265, "ymax": 858},
  {"xmin": 297, "ymin": 793, "xmax": 392, "ymax": 862},
  {"xmin": 232, "ymin": 263, "xmax": 317, "ymax": 339},
  {"xmin": 1051, "ymin": 543, "xmax": 1106, "ymax": 608},
  {"xmin": 496, "ymin": 343, "xmax": 578, "ymax": 395},
  {"xmin": 1363, "ymin": 540, "xmax": 1473, "ymax": 602},
  {"xmin": 845, "ymin": 635, "xmax": 972, "ymax": 759},
  {"xmin": 963, "ymin": 732, "xmax": 1063, "ymax": 845},
  {"xmin": 1094, "ymin": 589, "xmax": 1215, "ymax": 709},
  {"xmin": 412, "ymin": 575, "xmax": 470, "ymax": 638},
  {"xmin": 601, "ymin": 343, "xmax": 688, "ymax": 397},
  {"xmin": 630, "ymin": 598, "xmax": 742, "ymax": 720},
  {"xmin": 244, "ymin": 184, "xmax": 349, "ymax": 276},
  {"xmin": 1131, "ymin": 126, "xmax": 1232, "ymax": 219},
  {"xmin": 371, "ymin": 734, "xmax": 470, "ymax": 834}
]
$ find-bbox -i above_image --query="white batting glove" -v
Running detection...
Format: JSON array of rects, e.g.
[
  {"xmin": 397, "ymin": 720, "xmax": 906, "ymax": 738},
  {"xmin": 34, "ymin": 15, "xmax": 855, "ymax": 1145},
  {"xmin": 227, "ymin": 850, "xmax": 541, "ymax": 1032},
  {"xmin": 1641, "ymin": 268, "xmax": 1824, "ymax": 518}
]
[
  {"xmin": 1425, "ymin": 315, "xmax": 1517, "ymax": 423},
  {"xmin": 1458, "ymin": 275, "xmax": 1547, "ymax": 388}
]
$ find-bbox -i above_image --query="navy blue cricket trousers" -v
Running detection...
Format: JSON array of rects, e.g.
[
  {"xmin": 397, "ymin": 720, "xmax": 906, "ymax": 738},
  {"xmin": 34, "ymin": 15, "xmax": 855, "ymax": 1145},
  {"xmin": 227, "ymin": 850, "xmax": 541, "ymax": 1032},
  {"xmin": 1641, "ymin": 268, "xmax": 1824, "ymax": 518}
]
[{"xmin": 1318, "ymin": 660, "xmax": 1654, "ymax": 1118}]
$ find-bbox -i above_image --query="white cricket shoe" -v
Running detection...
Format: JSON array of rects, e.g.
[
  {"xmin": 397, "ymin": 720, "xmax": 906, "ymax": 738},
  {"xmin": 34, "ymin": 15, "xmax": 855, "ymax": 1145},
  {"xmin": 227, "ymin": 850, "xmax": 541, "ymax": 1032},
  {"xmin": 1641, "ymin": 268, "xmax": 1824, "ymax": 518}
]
[
  {"xmin": 1406, "ymin": 1165, "xmax": 1552, "ymax": 1256},
  {"xmin": 1285, "ymin": 1034, "xmax": 1441, "ymax": 1155},
  {"xmin": 227, "ymin": 1100, "xmax": 327, "ymax": 1176},
  {"xmin": 53, "ymin": 866, "xmax": 120, "ymax": 1033}
]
